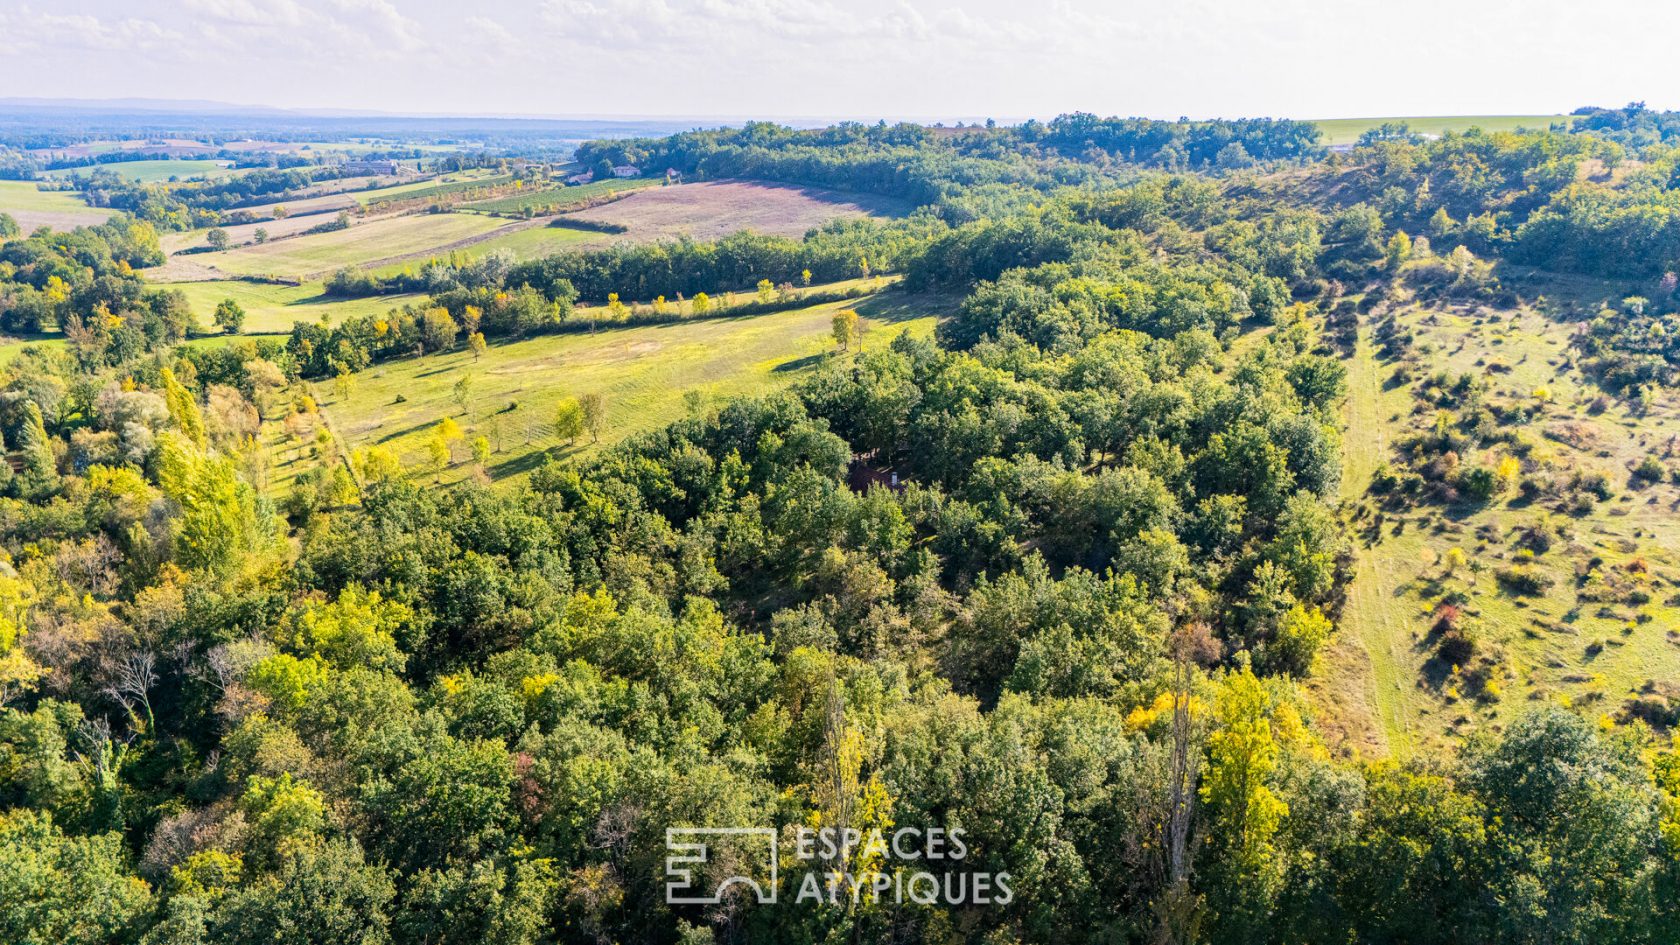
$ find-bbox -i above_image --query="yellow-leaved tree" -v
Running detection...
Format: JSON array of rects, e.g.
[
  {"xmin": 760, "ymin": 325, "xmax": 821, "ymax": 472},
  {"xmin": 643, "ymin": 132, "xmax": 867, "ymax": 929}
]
[
  {"xmin": 0, "ymin": 569, "xmax": 43, "ymax": 705},
  {"xmin": 155, "ymin": 432, "xmax": 282, "ymax": 577},
  {"xmin": 799, "ymin": 667, "xmax": 896, "ymax": 918},
  {"xmin": 1199, "ymin": 660, "xmax": 1290, "ymax": 935},
  {"xmin": 161, "ymin": 367, "xmax": 206, "ymax": 448},
  {"xmin": 831, "ymin": 309, "xmax": 859, "ymax": 352}
]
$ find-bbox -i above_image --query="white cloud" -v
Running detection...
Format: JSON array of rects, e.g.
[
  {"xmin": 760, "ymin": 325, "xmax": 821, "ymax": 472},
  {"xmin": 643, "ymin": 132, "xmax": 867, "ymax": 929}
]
[
  {"xmin": 181, "ymin": 0, "xmax": 311, "ymax": 27},
  {"xmin": 535, "ymin": 0, "xmax": 964, "ymax": 52},
  {"xmin": 464, "ymin": 14, "xmax": 518, "ymax": 46},
  {"xmin": 177, "ymin": 0, "xmax": 428, "ymax": 57},
  {"xmin": 0, "ymin": 6, "xmax": 180, "ymax": 52}
]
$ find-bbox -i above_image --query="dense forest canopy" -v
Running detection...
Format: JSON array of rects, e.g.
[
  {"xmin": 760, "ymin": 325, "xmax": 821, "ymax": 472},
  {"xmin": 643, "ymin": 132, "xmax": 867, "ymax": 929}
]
[{"xmin": 5, "ymin": 103, "xmax": 1680, "ymax": 945}]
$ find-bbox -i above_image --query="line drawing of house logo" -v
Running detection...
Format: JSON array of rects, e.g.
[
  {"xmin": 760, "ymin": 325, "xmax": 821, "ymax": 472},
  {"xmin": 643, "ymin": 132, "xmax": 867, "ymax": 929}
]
[{"xmin": 665, "ymin": 827, "xmax": 779, "ymax": 904}]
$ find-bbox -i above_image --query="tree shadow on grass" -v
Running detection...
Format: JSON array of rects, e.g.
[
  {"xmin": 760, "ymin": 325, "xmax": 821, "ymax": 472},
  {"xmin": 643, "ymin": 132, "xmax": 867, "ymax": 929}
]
[
  {"xmin": 488, "ymin": 443, "xmax": 583, "ymax": 479},
  {"xmin": 854, "ymin": 287, "xmax": 962, "ymax": 325},
  {"xmin": 373, "ymin": 418, "xmax": 453, "ymax": 445},
  {"xmin": 772, "ymin": 353, "xmax": 825, "ymax": 373}
]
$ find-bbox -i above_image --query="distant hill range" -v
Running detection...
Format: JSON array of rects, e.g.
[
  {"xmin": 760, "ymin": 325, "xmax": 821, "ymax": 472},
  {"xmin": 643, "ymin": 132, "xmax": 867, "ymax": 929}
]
[{"xmin": 0, "ymin": 98, "xmax": 834, "ymax": 144}]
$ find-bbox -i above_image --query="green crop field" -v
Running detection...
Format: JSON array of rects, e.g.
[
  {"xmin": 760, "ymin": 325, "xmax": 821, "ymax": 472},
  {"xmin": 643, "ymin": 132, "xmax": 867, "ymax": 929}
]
[
  {"xmin": 154, "ymin": 279, "xmax": 423, "ymax": 334},
  {"xmin": 313, "ymin": 288, "xmax": 942, "ymax": 486},
  {"xmin": 165, "ymin": 212, "xmax": 513, "ymax": 280},
  {"xmin": 0, "ymin": 180, "xmax": 112, "ymax": 231},
  {"xmin": 461, "ymin": 177, "xmax": 658, "ymax": 216},
  {"xmin": 40, "ymin": 159, "xmax": 246, "ymax": 182},
  {"xmin": 1313, "ymin": 114, "xmax": 1574, "ymax": 145},
  {"xmin": 1324, "ymin": 286, "xmax": 1680, "ymax": 756}
]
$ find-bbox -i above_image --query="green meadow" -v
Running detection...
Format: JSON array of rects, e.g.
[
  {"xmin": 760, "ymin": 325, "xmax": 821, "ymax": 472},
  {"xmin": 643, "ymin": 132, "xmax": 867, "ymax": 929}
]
[
  {"xmin": 1326, "ymin": 290, "xmax": 1680, "ymax": 755},
  {"xmin": 154, "ymin": 279, "xmax": 424, "ymax": 335},
  {"xmin": 368, "ymin": 223, "xmax": 605, "ymax": 277},
  {"xmin": 41, "ymin": 159, "xmax": 245, "ymax": 182},
  {"xmin": 313, "ymin": 289, "xmax": 942, "ymax": 487},
  {"xmin": 0, "ymin": 180, "xmax": 112, "ymax": 230}
]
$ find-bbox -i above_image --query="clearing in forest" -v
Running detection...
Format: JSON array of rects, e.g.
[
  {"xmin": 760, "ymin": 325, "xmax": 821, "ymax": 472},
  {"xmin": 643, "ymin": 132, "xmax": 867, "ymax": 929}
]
[
  {"xmin": 1325, "ymin": 292, "xmax": 1680, "ymax": 756},
  {"xmin": 313, "ymin": 288, "xmax": 942, "ymax": 487}
]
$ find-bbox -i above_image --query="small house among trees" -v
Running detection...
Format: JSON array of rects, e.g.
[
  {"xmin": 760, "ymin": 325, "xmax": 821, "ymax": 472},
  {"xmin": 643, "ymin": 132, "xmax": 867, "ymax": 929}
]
[{"xmin": 846, "ymin": 450, "xmax": 905, "ymax": 494}]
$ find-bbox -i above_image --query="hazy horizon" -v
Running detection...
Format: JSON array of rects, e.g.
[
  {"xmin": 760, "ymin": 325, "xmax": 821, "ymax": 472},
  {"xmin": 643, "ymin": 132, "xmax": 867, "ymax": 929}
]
[
  {"xmin": 0, "ymin": 95, "xmax": 1603, "ymax": 127},
  {"xmin": 0, "ymin": 0, "xmax": 1676, "ymax": 121}
]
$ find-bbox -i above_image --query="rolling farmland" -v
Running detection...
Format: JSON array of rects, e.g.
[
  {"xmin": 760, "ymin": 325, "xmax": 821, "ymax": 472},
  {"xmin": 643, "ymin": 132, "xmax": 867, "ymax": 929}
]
[
  {"xmin": 355, "ymin": 171, "xmax": 514, "ymax": 208},
  {"xmin": 160, "ymin": 211, "xmax": 366, "ymax": 255},
  {"xmin": 152, "ymin": 212, "xmax": 512, "ymax": 281},
  {"xmin": 461, "ymin": 177, "xmax": 658, "ymax": 216}
]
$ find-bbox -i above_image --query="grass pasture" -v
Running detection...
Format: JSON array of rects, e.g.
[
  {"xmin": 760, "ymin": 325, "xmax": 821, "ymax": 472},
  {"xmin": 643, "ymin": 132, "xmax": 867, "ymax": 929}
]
[
  {"xmin": 0, "ymin": 180, "xmax": 112, "ymax": 232},
  {"xmin": 155, "ymin": 279, "xmax": 423, "ymax": 335},
  {"xmin": 161, "ymin": 211, "xmax": 378, "ymax": 256},
  {"xmin": 1324, "ymin": 293, "xmax": 1680, "ymax": 756},
  {"xmin": 0, "ymin": 335, "xmax": 66, "ymax": 365},
  {"xmin": 1313, "ymin": 114, "xmax": 1574, "ymax": 145},
  {"xmin": 315, "ymin": 288, "xmax": 942, "ymax": 486},
  {"xmin": 41, "ymin": 159, "xmax": 244, "ymax": 183}
]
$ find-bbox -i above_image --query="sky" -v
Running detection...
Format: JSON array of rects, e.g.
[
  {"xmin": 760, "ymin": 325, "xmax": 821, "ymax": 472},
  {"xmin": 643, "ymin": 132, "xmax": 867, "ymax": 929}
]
[{"xmin": 1, "ymin": 0, "xmax": 1678, "ymax": 122}]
